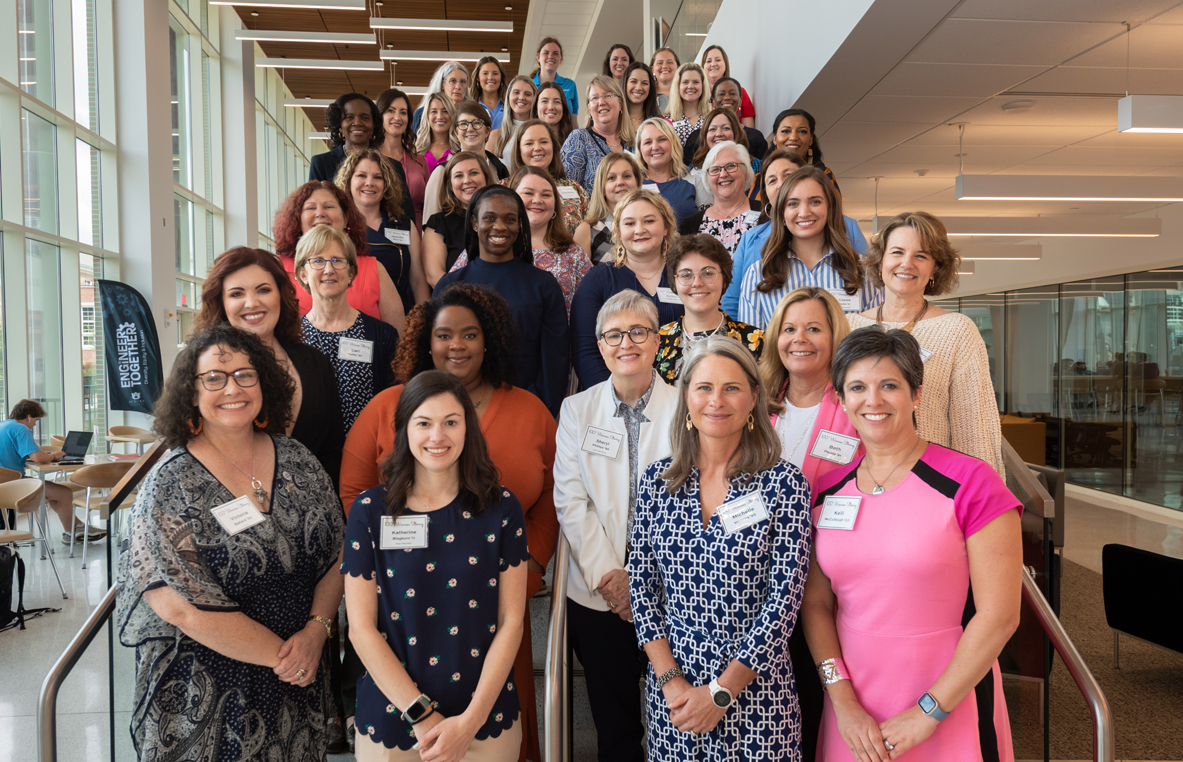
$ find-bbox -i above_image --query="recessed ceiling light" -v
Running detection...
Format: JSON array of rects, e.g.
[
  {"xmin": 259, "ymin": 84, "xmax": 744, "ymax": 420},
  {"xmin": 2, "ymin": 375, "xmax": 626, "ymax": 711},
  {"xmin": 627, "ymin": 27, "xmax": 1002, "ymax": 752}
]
[
  {"xmin": 505, "ymin": 5, "xmax": 513, "ymax": 9},
  {"xmin": 251, "ymin": 11, "xmax": 259, "ymax": 15},
  {"xmin": 370, "ymin": 18, "xmax": 513, "ymax": 33},
  {"xmin": 914, "ymin": 169, "xmax": 928, "ymax": 176},
  {"xmin": 1001, "ymin": 100, "xmax": 1035, "ymax": 113},
  {"xmin": 386, "ymin": 43, "xmax": 393, "ymax": 48},
  {"xmin": 501, "ymin": 47, "xmax": 508, "ymax": 52},
  {"xmin": 396, "ymin": 80, "xmax": 403, "ymax": 85}
]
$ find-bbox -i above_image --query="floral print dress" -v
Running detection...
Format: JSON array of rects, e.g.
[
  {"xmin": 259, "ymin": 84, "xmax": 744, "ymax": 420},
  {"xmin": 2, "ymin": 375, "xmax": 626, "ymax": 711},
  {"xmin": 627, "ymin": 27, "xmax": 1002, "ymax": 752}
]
[{"xmin": 654, "ymin": 312, "xmax": 765, "ymax": 384}]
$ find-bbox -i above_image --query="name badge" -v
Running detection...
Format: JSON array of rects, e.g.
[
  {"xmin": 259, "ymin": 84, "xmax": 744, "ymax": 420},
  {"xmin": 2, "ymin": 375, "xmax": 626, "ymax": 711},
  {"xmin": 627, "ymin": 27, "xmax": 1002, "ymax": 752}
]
[
  {"xmin": 656, "ymin": 287, "xmax": 683, "ymax": 305},
  {"xmin": 210, "ymin": 495, "xmax": 267, "ymax": 536},
  {"xmin": 338, "ymin": 337, "xmax": 374, "ymax": 363},
  {"xmin": 641, "ymin": 181, "xmax": 660, "ymax": 192},
  {"xmin": 826, "ymin": 288, "xmax": 861, "ymax": 313},
  {"xmin": 380, "ymin": 515, "xmax": 429, "ymax": 550},
  {"xmin": 817, "ymin": 495, "xmax": 861, "ymax": 530},
  {"xmin": 809, "ymin": 430, "xmax": 860, "ymax": 465},
  {"xmin": 557, "ymin": 184, "xmax": 580, "ymax": 201},
  {"xmin": 581, "ymin": 425, "xmax": 623, "ymax": 459},
  {"xmin": 385, "ymin": 227, "xmax": 411, "ymax": 245},
  {"xmin": 919, "ymin": 347, "xmax": 934, "ymax": 363},
  {"xmin": 717, "ymin": 491, "xmax": 770, "ymax": 535}
]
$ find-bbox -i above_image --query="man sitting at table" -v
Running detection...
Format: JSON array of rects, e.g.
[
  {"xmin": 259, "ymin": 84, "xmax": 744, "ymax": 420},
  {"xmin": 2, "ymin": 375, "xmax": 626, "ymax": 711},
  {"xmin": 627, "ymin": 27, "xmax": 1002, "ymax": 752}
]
[{"xmin": 0, "ymin": 399, "xmax": 106, "ymax": 545}]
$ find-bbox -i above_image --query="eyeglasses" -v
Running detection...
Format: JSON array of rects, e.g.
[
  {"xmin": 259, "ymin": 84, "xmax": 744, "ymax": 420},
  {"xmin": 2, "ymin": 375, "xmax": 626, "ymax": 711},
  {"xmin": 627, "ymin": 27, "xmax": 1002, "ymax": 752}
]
[
  {"xmin": 443, "ymin": 77, "xmax": 467, "ymax": 87},
  {"xmin": 599, "ymin": 326, "xmax": 654, "ymax": 346},
  {"xmin": 674, "ymin": 267, "xmax": 721, "ymax": 286},
  {"xmin": 306, "ymin": 257, "xmax": 350, "ymax": 271},
  {"xmin": 707, "ymin": 162, "xmax": 743, "ymax": 177},
  {"xmin": 456, "ymin": 119, "xmax": 486, "ymax": 131},
  {"xmin": 195, "ymin": 368, "xmax": 260, "ymax": 391},
  {"xmin": 588, "ymin": 94, "xmax": 620, "ymax": 105}
]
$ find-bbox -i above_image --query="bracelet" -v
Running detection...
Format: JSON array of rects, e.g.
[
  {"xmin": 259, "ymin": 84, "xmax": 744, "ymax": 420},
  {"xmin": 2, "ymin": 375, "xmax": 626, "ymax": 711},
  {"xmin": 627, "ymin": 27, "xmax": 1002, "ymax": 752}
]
[
  {"xmin": 816, "ymin": 657, "xmax": 850, "ymax": 688},
  {"xmin": 409, "ymin": 703, "xmax": 436, "ymax": 726},
  {"xmin": 655, "ymin": 666, "xmax": 684, "ymax": 689},
  {"xmin": 307, "ymin": 614, "xmax": 333, "ymax": 637}
]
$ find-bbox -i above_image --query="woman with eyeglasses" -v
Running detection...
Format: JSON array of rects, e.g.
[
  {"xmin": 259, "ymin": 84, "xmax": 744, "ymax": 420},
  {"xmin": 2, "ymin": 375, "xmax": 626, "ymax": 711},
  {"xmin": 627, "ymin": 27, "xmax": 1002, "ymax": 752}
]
[
  {"xmin": 682, "ymin": 105, "xmax": 765, "ymax": 193},
  {"xmin": 117, "ymin": 324, "xmax": 345, "ymax": 762},
  {"xmin": 410, "ymin": 61, "xmax": 470, "ymax": 132},
  {"xmin": 678, "ymin": 141, "xmax": 761, "ymax": 254},
  {"xmin": 421, "ymin": 103, "xmax": 510, "ymax": 222},
  {"xmin": 654, "ymin": 235, "xmax": 762, "ymax": 384},
  {"xmin": 560, "ymin": 76, "xmax": 635, "ymax": 193}
]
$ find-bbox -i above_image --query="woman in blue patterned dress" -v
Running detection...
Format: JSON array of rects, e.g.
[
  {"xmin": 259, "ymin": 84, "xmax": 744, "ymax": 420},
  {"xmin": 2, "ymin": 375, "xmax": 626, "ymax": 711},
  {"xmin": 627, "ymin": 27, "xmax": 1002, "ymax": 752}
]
[
  {"xmin": 343, "ymin": 370, "xmax": 530, "ymax": 760},
  {"xmin": 630, "ymin": 335, "xmax": 812, "ymax": 761}
]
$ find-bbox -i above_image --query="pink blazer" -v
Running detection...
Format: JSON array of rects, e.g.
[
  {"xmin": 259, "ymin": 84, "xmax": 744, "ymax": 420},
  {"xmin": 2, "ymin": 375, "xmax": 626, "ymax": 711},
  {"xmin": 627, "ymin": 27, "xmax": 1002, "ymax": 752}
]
[{"xmin": 771, "ymin": 382, "xmax": 864, "ymax": 493}]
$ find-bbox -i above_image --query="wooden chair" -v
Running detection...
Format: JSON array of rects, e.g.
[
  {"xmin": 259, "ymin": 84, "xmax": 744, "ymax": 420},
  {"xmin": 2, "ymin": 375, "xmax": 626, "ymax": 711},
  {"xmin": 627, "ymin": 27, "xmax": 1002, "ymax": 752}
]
[
  {"xmin": 0, "ymin": 479, "xmax": 66, "ymax": 599},
  {"xmin": 108, "ymin": 425, "xmax": 155, "ymax": 455},
  {"xmin": 50, "ymin": 435, "xmax": 66, "ymax": 449},
  {"xmin": 70, "ymin": 461, "xmax": 135, "ymax": 569}
]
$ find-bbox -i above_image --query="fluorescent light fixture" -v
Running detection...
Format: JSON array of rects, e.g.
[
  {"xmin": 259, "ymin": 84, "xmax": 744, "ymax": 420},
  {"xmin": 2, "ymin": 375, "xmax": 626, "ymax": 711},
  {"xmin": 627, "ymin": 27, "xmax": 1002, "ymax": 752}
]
[
  {"xmin": 956, "ymin": 174, "xmax": 1183, "ymax": 202},
  {"xmin": 958, "ymin": 244, "xmax": 1042, "ymax": 261},
  {"xmin": 211, "ymin": 0, "xmax": 364, "ymax": 9},
  {"xmin": 401, "ymin": 87, "xmax": 429, "ymax": 96},
  {"xmin": 1118, "ymin": 94, "xmax": 1183, "ymax": 134},
  {"xmin": 310, "ymin": 132, "xmax": 331, "ymax": 140},
  {"xmin": 684, "ymin": 32, "xmax": 708, "ymax": 36},
  {"xmin": 370, "ymin": 18, "xmax": 512, "ymax": 33},
  {"xmin": 957, "ymin": 261, "xmax": 975, "ymax": 275},
  {"xmin": 872, "ymin": 216, "xmax": 1160, "ymax": 237},
  {"xmin": 380, "ymin": 50, "xmax": 509, "ymax": 63},
  {"xmin": 235, "ymin": 30, "xmax": 376, "ymax": 44},
  {"xmin": 256, "ymin": 57, "xmax": 383, "ymax": 71},
  {"xmin": 285, "ymin": 98, "xmax": 334, "ymax": 108}
]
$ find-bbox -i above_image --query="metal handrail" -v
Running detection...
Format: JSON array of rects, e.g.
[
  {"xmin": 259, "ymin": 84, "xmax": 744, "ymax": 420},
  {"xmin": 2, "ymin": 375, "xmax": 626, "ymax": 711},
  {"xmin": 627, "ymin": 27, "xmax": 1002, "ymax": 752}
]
[
  {"xmin": 37, "ymin": 584, "xmax": 118, "ymax": 762},
  {"xmin": 543, "ymin": 537, "xmax": 571, "ymax": 762},
  {"xmin": 1002, "ymin": 438, "xmax": 1055, "ymax": 522},
  {"xmin": 1020, "ymin": 566, "xmax": 1114, "ymax": 762}
]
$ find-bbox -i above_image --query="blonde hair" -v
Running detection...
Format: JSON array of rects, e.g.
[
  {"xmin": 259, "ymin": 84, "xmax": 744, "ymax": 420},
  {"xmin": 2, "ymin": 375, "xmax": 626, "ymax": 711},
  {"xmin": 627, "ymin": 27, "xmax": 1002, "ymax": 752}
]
[
  {"xmin": 334, "ymin": 148, "xmax": 404, "ymax": 220},
  {"xmin": 415, "ymin": 93, "xmax": 459, "ymax": 155},
  {"xmin": 494, "ymin": 75, "xmax": 538, "ymax": 156},
  {"xmin": 663, "ymin": 335, "xmax": 780, "ymax": 494},
  {"xmin": 759, "ymin": 287, "xmax": 851, "ymax": 415},
  {"xmin": 866, "ymin": 211, "xmax": 961, "ymax": 296},
  {"xmin": 293, "ymin": 224, "xmax": 358, "ymax": 293},
  {"xmin": 585, "ymin": 152, "xmax": 644, "ymax": 226},
  {"xmin": 609, "ymin": 188, "xmax": 677, "ymax": 266},
  {"xmin": 636, "ymin": 117, "xmax": 687, "ymax": 180},
  {"xmin": 584, "ymin": 75, "xmax": 635, "ymax": 148},
  {"xmin": 667, "ymin": 63, "xmax": 710, "ymax": 122}
]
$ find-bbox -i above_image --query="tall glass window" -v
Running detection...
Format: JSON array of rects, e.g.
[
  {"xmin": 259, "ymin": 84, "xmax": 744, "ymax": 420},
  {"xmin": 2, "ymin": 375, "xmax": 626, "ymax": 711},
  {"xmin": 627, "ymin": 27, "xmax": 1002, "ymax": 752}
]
[
  {"xmin": 22, "ymin": 109, "xmax": 60, "ymax": 235},
  {"xmin": 26, "ymin": 240, "xmax": 64, "ymax": 440},
  {"xmin": 170, "ymin": 15, "xmax": 192, "ymax": 188},
  {"xmin": 175, "ymin": 194, "xmax": 194, "ymax": 274},
  {"xmin": 80, "ymin": 254, "xmax": 105, "ymax": 449},
  {"xmin": 202, "ymin": 52, "xmax": 213, "ymax": 198},
  {"xmin": 0, "ymin": 239, "xmax": 5, "ymax": 417},
  {"xmin": 76, "ymin": 140, "xmax": 102, "ymax": 247},
  {"xmin": 18, "ymin": 0, "xmax": 55, "ymax": 106},
  {"xmin": 71, "ymin": 0, "xmax": 99, "ymax": 131}
]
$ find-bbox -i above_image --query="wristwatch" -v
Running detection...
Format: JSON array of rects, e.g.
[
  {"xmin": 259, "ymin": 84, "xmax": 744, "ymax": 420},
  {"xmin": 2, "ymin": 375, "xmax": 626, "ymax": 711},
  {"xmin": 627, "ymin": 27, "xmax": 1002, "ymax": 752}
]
[
  {"xmin": 401, "ymin": 694, "xmax": 433, "ymax": 724},
  {"xmin": 917, "ymin": 692, "xmax": 949, "ymax": 721},
  {"xmin": 708, "ymin": 678, "xmax": 734, "ymax": 709}
]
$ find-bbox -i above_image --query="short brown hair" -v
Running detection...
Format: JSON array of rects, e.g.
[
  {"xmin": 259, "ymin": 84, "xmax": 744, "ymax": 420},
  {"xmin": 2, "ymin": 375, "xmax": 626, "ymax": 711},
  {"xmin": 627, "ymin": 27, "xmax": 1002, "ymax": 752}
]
[
  {"xmin": 666, "ymin": 234, "xmax": 734, "ymax": 295},
  {"xmin": 866, "ymin": 211, "xmax": 960, "ymax": 296},
  {"xmin": 10, "ymin": 399, "xmax": 46, "ymax": 420}
]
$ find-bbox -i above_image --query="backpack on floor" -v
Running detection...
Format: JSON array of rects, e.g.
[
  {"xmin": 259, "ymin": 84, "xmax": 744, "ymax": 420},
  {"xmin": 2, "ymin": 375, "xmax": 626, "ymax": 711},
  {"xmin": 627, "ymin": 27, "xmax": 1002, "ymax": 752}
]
[{"xmin": 0, "ymin": 546, "xmax": 60, "ymax": 632}]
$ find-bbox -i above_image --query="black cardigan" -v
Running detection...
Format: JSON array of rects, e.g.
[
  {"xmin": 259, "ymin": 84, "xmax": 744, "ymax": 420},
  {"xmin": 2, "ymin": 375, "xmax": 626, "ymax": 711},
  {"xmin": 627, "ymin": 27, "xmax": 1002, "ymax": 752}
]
[
  {"xmin": 309, "ymin": 144, "xmax": 409, "ymax": 200},
  {"xmin": 281, "ymin": 340, "xmax": 346, "ymax": 491}
]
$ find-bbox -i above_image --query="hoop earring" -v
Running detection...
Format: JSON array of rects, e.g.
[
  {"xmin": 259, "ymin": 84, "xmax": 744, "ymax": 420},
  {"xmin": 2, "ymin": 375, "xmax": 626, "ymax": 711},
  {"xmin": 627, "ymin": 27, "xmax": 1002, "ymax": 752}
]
[
  {"xmin": 807, "ymin": 146, "xmax": 814, "ymax": 161},
  {"xmin": 188, "ymin": 415, "xmax": 203, "ymax": 436},
  {"xmin": 552, "ymin": 212, "xmax": 557, "ymax": 219},
  {"xmin": 927, "ymin": 277, "xmax": 936, "ymax": 293},
  {"xmin": 747, "ymin": 413, "xmax": 755, "ymax": 431},
  {"xmin": 685, "ymin": 412, "xmax": 694, "ymax": 430},
  {"xmin": 254, "ymin": 417, "xmax": 269, "ymax": 429}
]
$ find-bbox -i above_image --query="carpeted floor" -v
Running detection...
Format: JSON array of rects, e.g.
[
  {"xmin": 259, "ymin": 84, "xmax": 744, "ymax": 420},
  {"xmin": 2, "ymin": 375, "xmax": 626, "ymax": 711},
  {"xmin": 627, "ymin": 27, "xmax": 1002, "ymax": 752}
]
[{"xmin": 1044, "ymin": 557, "xmax": 1183, "ymax": 760}]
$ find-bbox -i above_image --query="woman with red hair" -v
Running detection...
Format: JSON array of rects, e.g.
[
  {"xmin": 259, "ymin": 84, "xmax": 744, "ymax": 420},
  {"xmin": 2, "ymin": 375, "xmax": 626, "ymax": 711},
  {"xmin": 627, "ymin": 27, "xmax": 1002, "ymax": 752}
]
[{"xmin": 274, "ymin": 181, "xmax": 405, "ymax": 332}]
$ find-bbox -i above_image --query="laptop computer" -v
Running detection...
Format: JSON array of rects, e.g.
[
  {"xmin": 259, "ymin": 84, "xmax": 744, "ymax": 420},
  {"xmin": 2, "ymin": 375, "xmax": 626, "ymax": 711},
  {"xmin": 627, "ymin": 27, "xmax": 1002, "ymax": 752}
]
[{"xmin": 57, "ymin": 431, "xmax": 94, "ymax": 465}]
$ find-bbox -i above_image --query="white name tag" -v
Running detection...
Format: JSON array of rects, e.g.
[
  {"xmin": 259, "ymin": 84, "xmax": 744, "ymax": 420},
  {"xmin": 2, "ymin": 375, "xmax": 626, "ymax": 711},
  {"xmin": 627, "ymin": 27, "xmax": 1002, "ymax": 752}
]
[
  {"xmin": 817, "ymin": 495, "xmax": 861, "ymax": 530},
  {"xmin": 338, "ymin": 337, "xmax": 374, "ymax": 363},
  {"xmin": 656, "ymin": 287, "xmax": 683, "ymax": 305},
  {"xmin": 380, "ymin": 515, "xmax": 429, "ymax": 550},
  {"xmin": 717, "ymin": 491, "xmax": 770, "ymax": 535},
  {"xmin": 920, "ymin": 347, "xmax": 934, "ymax": 363},
  {"xmin": 385, "ymin": 227, "xmax": 411, "ymax": 245},
  {"xmin": 210, "ymin": 495, "xmax": 267, "ymax": 536},
  {"xmin": 557, "ymin": 184, "xmax": 580, "ymax": 201},
  {"xmin": 581, "ymin": 425, "xmax": 623, "ymax": 459},
  {"xmin": 809, "ymin": 430, "xmax": 860, "ymax": 465},
  {"xmin": 641, "ymin": 181, "xmax": 660, "ymax": 192},
  {"xmin": 827, "ymin": 288, "xmax": 861, "ymax": 313}
]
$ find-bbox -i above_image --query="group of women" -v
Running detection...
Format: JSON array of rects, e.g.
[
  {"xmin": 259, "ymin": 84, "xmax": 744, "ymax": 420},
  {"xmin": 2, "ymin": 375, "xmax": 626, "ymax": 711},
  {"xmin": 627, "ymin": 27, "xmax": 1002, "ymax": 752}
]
[{"xmin": 112, "ymin": 37, "xmax": 1021, "ymax": 762}]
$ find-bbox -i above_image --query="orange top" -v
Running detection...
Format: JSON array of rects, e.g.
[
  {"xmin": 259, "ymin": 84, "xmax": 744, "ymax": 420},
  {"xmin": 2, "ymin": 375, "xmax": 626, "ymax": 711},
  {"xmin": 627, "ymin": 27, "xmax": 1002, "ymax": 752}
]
[
  {"xmin": 281, "ymin": 253, "xmax": 382, "ymax": 320},
  {"xmin": 341, "ymin": 383, "xmax": 560, "ymax": 569}
]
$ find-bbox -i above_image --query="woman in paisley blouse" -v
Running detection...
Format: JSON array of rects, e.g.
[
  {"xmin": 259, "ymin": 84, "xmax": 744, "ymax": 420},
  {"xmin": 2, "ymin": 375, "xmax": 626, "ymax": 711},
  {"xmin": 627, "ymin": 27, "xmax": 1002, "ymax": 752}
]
[
  {"xmin": 630, "ymin": 334, "xmax": 811, "ymax": 761},
  {"xmin": 655, "ymin": 234, "xmax": 763, "ymax": 385},
  {"xmin": 343, "ymin": 370, "xmax": 530, "ymax": 761},
  {"xmin": 116, "ymin": 324, "xmax": 345, "ymax": 762}
]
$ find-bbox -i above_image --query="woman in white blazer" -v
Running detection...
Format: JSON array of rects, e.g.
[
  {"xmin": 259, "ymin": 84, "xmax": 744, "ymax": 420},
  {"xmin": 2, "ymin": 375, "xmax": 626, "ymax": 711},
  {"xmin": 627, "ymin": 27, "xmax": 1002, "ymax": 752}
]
[{"xmin": 554, "ymin": 289, "xmax": 680, "ymax": 762}]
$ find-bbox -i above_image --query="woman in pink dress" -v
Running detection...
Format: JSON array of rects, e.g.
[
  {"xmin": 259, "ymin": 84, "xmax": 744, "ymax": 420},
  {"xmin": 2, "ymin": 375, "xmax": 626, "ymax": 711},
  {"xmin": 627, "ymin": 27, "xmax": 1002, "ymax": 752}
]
[{"xmin": 803, "ymin": 325, "xmax": 1022, "ymax": 761}]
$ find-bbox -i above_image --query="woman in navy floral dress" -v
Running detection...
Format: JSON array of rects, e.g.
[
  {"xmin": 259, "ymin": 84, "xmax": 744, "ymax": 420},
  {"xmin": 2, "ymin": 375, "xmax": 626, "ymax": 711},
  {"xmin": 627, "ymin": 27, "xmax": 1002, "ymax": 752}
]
[
  {"xmin": 343, "ymin": 370, "xmax": 530, "ymax": 761},
  {"xmin": 630, "ymin": 335, "xmax": 811, "ymax": 761}
]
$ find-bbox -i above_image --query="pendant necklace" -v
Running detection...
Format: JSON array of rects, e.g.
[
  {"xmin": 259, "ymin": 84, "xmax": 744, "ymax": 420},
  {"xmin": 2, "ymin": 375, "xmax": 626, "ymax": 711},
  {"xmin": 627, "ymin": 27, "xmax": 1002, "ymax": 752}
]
[
  {"xmin": 865, "ymin": 437, "xmax": 921, "ymax": 495},
  {"xmin": 209, "ymin": 435, "xmax": 270, "ymax": 507},
  {"xmin": 676, "ymin": 312, "xmax": 727, "ymax": 377}
]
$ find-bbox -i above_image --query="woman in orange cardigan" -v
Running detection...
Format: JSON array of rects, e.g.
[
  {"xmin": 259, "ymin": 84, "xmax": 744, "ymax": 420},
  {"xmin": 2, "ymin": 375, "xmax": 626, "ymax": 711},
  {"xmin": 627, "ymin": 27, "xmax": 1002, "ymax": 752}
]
[{"xmin": 341, "ymin": 282, "xmax": 558, "ymax": 762}]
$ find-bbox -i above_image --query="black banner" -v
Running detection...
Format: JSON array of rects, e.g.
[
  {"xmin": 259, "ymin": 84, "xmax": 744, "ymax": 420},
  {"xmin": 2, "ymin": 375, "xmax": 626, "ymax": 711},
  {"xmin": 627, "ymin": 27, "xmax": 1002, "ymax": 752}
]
[{"xmin": 98, "ymin": 280, "xmax": 164, "ymax": 414}]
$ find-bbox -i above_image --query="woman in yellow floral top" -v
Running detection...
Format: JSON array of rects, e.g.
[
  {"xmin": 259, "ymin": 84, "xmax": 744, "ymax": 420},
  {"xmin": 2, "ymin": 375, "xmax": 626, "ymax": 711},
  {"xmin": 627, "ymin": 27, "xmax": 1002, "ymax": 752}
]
[{"xmin": 654, "ymin": 233, "xmax": 763, "ymax": 383}]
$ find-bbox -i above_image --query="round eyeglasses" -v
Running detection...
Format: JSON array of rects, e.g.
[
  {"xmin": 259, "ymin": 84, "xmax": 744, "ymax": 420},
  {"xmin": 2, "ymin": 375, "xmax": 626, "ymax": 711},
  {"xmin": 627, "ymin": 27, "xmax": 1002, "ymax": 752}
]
[{"xmin": 674, "ymin": 267, "xmax": 721, "ymax": 287}]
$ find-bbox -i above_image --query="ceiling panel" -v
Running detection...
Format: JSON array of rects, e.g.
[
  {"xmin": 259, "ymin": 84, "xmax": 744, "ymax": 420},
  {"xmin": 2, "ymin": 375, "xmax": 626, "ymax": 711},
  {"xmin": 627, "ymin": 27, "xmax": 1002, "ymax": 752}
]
[
  {"xmin": 1010, "ymin": 66, "xmax": 1183, "ymax": 95},
  {"xmin": 821, "ymin": 120, "xmax": 933, "ymax": 145},
  {"xmin": 950, "ymin": 0, "xmax": 1181, "ymax": 23},
  {"xmin": 1065, "ymin": 23, "xmax": 1183, "ymax": 67},
  {"xmin": 868, "ymin": 143, "xmax": 1054, "ymax": 166},
  {"xmin": 903, "ymin": 123, "xmax": 1109, "ymax": 146},
  {"xmin": 841, "ymin": 95, "xmax": 985, "ymax": 124},
  {"xmin": 1026, "ymin": 145, "xmax": 1183, "ymax": 166},
  {"xmin": 953, "ymin": 96, "xmax": 1116, "ymax": 126},
  {"xmin": 906, "ymin": 19, "xmax": 1122, "ymax": 67},
  {"xmin": 871, "ymin": 62, "xmax": 1048, "ymax": 98}
]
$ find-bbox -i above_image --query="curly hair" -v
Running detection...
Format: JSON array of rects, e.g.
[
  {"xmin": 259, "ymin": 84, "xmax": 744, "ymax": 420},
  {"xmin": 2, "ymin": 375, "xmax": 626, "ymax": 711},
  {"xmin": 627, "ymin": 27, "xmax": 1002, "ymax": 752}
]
[
  {"xmin": 865, "ymin": 211, "xmax": 960, "ymax": 296},
  {"xmin": 153, "ymin": 324, "xmax": 294, "ymax": 450},
  {"xmin": 375, "ymin": 88, "xmax": 417, "ymax": 156},
  {"xmin": 325, "ymin": 93, "xmax": 384, "ymax": 149},
  {"xmin": 392, "ymin": 283, "xmax": 518, "ymax": 389},
  {"xmin": 196, "ymin": 247, "xmax": 303, "ymax": 345},
  {"xmin": 334, "ymin": 147, "xmax": 405, "ymax": 221},
  {"xmin": 272, "ymin": 181, "xmax": 369, "ymax": 260}
]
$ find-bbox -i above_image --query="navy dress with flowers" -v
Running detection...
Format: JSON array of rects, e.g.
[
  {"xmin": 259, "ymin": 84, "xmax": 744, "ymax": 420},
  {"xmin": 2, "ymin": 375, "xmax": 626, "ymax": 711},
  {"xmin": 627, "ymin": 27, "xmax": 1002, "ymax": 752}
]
[{"xmin": 342, "ymin": 486, "xmax": 531, "ymax": 750}]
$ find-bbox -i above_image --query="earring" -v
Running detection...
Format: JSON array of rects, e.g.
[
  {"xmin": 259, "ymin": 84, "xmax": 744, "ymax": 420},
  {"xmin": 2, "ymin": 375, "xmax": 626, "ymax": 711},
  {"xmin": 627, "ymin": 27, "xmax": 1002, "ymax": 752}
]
[
  {"xmin": 551, "ymin": 212, "xmax": 557, "ymax": 219},
  {"xmin": 927, "ymin": 277, "xmax": 935, "ymax": 292},
  {"xmin": 685, "ymin": 412, "xmax": 694, "ymax": 430},
  {"xmin": 747, "ymin": 413, "xmax": 755, "ymax": 431},
  {"xmin": 254, "ymin": 416, "xmax": 269, "ymax": 429},
  {"xmin": 188, "ymin": 415, "xmax": 203, "ymax": 436},
  {"xmin": 807, "ymin": 147, "xmax": 813, "ymax": 161}
]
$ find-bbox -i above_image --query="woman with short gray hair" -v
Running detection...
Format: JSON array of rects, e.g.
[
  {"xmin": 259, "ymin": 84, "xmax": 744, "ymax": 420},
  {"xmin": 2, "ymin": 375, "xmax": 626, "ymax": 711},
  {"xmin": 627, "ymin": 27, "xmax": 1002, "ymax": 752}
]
[
  {"xmin": 802, "ymin": 325, "xmax": 1022, "ymax": 762},
  {"xmin": 629, "ymin": 334, "xmax": 811, "ymax": 760}
]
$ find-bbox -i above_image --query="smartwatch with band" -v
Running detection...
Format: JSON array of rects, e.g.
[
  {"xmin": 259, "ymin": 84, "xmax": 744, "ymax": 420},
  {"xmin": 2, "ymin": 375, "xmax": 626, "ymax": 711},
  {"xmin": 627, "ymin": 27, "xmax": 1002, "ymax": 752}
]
[
  {"xmin": 917, "ymin": 692, "xmax": 949, "ymax": 721},
  {"xmin": 402, "ymin": 694, "xmax": 433, "ymax": 725},
  {"xmin": 708, "ymin": 678, "xmax": 734, "ymax": 709}
]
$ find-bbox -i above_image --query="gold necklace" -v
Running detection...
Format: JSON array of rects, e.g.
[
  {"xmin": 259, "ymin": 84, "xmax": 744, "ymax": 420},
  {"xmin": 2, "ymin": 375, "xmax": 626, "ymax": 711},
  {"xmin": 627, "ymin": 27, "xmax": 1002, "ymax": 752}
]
[
  {"xmin": 876, "ymin": 300, "xmax": 928, "ymax": 332},
  {"xmin": 206, "ymin": 434, "xmax": 270, "ymax": 507}
]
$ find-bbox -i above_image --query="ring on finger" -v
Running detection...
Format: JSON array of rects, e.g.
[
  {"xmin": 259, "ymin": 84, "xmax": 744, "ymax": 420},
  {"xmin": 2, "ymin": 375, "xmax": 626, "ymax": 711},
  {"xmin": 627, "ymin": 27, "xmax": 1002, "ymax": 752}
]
[
  {"xmin": 295, "ymin": 668, "xmax": 307, "ymax": 680},
  {"xmin": 884, "ymin": 739, "xmax": 895, "ymax": 752}
]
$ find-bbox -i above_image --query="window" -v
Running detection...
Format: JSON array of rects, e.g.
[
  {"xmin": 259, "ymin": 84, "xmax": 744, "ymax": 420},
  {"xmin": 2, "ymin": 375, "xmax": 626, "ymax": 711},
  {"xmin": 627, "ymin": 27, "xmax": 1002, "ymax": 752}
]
[
  {"xmin": 170, "ymin": 15, "xmax": 192, "ymax": 189},
  {"xmin": 22, "ymin": 109, "xmax": 59, "ymax": 235},
  {"xmin": 26, "ymin": 240, "xmax": 64, "ymax": 440},
  {"xmin": 80, "ymin": 254, "xmax": 105, "ymax": 448},
  {"xmin": 71, "ymin": 0, "xmax": 99, "ymax": 131},
  {"xmin": 175, "ymin": 194, "xmax": 194, "ymax": 275},
  {"xmin": 76, "ymin": 140, "xmax": 102, "ymax": 247},
  {"xmin": 18, "ymin": 0, "xmax": 55, "ymax": 106}
]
